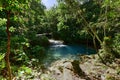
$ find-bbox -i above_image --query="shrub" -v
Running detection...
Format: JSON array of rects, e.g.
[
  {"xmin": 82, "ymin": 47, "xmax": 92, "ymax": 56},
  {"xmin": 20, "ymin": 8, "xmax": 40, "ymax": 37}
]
[
  {"xmin": 30, "ymin": 36, "xmax": 49, "ymax": 47},
  {"xmin": 98, "ymin": 37, "xmax": 115, "ymax": 63},
  {"xmin": 112, "ymin": 33, "xmax": 120, "ymax": 58}
]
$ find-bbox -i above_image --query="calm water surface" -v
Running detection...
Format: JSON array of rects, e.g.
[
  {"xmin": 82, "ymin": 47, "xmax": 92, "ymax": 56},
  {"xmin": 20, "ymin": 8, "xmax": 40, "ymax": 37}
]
[{"xmin": 46, "ymin": 39, "xmax": 96, "ymax": 60}]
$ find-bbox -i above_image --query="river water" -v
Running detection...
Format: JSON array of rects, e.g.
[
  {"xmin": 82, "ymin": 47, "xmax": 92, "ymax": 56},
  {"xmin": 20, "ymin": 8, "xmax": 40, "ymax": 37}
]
[{"xmin": 45, "ymin": 39, "xmax": 96, "ymax": 60}]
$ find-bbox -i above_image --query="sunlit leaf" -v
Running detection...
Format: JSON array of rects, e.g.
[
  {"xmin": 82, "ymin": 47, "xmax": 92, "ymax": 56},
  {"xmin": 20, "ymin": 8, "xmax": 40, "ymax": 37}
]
[
  {"xmin": 9, "ymin": 26, "xmax": 16, "ymax": 32},
  {"xmin": 0, "ymin": 53, "xmax": 5, "ymax": 61},
  {"xmin": 0, "ymin": 18, "xmax": 7, "ymax": 26}
]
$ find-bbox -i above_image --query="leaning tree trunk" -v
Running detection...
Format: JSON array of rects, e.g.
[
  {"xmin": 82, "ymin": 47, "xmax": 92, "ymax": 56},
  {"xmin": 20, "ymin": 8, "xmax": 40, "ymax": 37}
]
[{"xmin": 5, "ymin": 10, "xmax": 12, "ymax": 80}]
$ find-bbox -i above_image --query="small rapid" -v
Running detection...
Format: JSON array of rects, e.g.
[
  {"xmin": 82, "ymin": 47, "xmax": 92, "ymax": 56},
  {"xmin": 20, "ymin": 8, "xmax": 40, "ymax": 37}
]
[
  {"xmin": 47, "ymin": 39, "xmax": 95, "ymax": 59},
  {"xmin": 41, "ymin": 39, "xmax": 96, "ymax": 66}
]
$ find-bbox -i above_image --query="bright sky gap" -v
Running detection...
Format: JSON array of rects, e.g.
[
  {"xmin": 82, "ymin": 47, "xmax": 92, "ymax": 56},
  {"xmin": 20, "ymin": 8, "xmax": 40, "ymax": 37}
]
[{"xmin": 41, "ymin": 0, "xmax": 57, "ymax": 9}]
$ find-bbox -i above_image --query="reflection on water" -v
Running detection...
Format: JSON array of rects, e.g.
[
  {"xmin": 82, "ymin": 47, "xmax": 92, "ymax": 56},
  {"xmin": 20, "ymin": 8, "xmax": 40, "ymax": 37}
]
[
  {"xmin": 46, "ymin": 39, "xmax": 96, "ymax": 59},
  {"xmin": 40, "ymin": 39, "xmax": 96, "ymax": 66}
]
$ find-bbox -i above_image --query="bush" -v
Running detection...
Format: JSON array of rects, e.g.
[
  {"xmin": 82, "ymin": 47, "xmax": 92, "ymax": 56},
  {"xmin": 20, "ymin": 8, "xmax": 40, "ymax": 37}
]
[
  {"xmin": 30, "ymin": 35, "xmax": 49, "ymax": 47},
  {"xmin": 112, "ymin": 33, "xmax": 120, "ymax": 58},
  {"xmin": 98, "ymin": 48, "xmax": 115, "ymax": 63},
  {"xmin": 25, "ymin": 45, "xmax": 47, "ymax": 61},
  {"xmin": 31, "ymin": 45, "xmax": 46, "ymax": 57},
  {"xmin": 98, "ymin": 37, "xmax": 115, "ymax": 63}
]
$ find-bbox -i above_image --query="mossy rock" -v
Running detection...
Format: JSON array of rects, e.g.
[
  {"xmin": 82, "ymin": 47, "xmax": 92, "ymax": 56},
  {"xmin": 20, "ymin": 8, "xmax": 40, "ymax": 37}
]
[{"xmin": 105, "ymin": 74, "xmax": 116, "ymax": 80}]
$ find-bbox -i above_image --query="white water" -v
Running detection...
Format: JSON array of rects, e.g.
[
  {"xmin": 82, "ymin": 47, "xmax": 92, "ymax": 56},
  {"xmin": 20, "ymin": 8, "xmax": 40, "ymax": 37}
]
[
  {"xmin": 49, "ymin": 39, "xmax": 65, "ymax": 47},
  {"xmin": 49, "ymin": 39, "xmax": 64, "ymax": 45},
  {"xmin": 41, "ymin": 39, "xmax": 96, "ymax": 66},
  {"xmin": 47, "ymin": 39, "xmax": 95, "ymax": 59}
]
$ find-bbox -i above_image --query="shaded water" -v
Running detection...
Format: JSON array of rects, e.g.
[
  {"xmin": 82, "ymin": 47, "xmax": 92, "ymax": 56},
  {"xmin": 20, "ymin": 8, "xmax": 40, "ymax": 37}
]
[{"xmin": 46, "ymin": 39, "xmax": 96, "ymax": 60}]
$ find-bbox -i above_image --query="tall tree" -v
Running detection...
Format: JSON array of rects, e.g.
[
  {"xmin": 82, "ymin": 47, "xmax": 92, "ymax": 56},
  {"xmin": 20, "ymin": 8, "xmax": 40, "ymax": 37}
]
[{"xmin": 0, "ymin": 0, "xmax": 31, "ymax": 79}]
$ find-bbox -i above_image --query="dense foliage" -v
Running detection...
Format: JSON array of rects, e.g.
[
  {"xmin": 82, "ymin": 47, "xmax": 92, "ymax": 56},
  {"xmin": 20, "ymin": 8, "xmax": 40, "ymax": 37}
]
[{"xmin": 0, "ymin": 0, "xmax": 120, "ymax": 79}]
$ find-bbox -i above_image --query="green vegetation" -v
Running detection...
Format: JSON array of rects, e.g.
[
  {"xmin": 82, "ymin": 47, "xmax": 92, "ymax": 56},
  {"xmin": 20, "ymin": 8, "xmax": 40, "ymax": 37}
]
[{"xmin": 0, "ymin": 0, "xmax": 120, "ymax": 79}]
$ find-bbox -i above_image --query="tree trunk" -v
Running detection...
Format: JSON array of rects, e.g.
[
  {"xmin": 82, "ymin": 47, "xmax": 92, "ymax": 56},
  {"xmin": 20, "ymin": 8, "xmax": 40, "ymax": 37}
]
[{"xmin": 5, "ymin": 10, "xmax": 12, "ymax": 80}]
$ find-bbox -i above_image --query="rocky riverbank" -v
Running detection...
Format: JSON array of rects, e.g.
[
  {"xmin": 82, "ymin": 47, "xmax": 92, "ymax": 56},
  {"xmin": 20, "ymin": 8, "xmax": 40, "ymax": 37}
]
[
  {"xmin": 14, "ymin": 54, "xmax": 120, "ymax": 80},
  {"xmin": 40, "ymin": 55, "xmax": 120, "ymax": 80}
]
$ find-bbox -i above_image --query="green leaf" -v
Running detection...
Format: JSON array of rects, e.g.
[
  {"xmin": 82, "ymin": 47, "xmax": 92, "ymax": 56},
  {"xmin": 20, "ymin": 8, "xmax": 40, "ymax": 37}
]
[
  {"xmin": 20, "ymin": 66, "xmax": 32, "ymax": 74},
  {"xmin": 9, "ymin": 26, "xmax": 16, "ymax": 32},
  {"xmin": 25, "ymin": 67, "xmax": 32, "ymax": 74},
  {"xmin": 0, "ymin": 7, "xmax": 3, "ymax": 11},
  {"xmin": 14, "ymin": 16, "xmax": 18, "ymax": 21},
  {"xmin": 25, "ymin": 43, "xmax": 29, "ymax": 47},
  {"xmin": 1, "ymin": 60, "xmax": 5, "ymax": 69},
  {"xmin": 0, "ymin": 53, "xmax": 5, "ymax": 61},
  {"xmin": 0, "ymin": 18, "xmax": 7, "ymax": 26}
]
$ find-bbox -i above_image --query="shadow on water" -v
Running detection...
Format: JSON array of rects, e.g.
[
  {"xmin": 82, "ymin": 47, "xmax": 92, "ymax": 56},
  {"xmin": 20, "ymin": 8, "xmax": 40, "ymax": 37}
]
[{"xmin": 40, "ymin": 39, "xmax": 96, "ymax": 66}]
